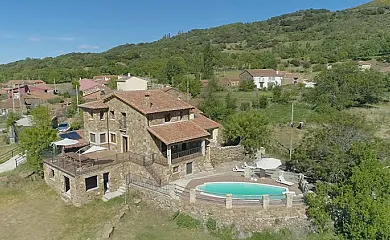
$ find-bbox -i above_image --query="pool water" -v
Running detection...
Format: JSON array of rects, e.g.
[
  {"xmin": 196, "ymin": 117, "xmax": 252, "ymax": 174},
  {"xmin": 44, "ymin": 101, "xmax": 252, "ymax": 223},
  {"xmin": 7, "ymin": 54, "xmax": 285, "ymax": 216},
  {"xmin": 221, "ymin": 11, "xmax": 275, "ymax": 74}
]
[{"xmin": 197, "ymin": 182, "xmax": 287, "ymax": 200}]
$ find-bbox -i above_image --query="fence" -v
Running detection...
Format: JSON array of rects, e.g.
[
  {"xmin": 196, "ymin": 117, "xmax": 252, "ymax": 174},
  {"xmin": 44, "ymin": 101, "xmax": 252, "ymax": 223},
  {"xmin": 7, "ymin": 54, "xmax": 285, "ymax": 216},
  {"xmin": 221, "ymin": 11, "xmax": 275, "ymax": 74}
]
[
  {"xmin": 0, "ymin": 146, "xmax": 22, "ymax": 164},
  {"xmin": 174, "ymin": 185, "xmax": 304, "ymax": 209},
  {"xmin": 126, "ymin": 173, "xmax": 170, "ymax": 196}
]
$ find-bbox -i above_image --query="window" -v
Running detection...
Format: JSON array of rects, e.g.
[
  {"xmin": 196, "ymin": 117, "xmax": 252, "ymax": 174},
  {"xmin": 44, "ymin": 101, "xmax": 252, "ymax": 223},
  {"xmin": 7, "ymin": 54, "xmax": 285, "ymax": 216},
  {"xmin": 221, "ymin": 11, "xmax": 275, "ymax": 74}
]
[
  {"xmin": 85, "ymin": 176, "xmax": 98, "ymax": 191},
  {"xmin": 49, "ymin": 168, "xmax": 55, "ymax": 178},
  {"xmin": 110, "ymin": 133, "xmax": 116, "ymax": 144},
  {"xmin": 180, "ymin": 111, "xmax": 184, "ymax": 120},
  {"xmin": 173, "ymin": 166, "xmax": 179, "ymax": 173},
  {"xmin": 100, "ymin": 133, "xmax": 107, "ymax": 143},
  {"xmin": 100, "ymin": 111, "xmax": 104, "ymax": 120},
  {"xmin": 89, "ymin": 111, "xmax": 94, "ymax": 119},
  {"xmin": 90, "ymin": 133, "xmax": 96, "ymax": 143},
  {"xmin": 110, "ymin": 110, "xmax": 115, "ymax": 120},
  {"xmin": 164, "ymin": 114, "xmax": 171, "ymax": 123}
]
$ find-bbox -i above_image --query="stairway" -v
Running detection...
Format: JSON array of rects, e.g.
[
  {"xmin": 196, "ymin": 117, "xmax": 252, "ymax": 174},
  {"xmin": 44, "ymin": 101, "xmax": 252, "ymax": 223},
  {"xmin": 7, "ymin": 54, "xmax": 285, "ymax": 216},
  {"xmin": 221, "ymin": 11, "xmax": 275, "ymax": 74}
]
[
  {"xmin": 145, "ymin": 164, "xmax": 168, "ymax": 186},
  {"xmin": 102, "ymin": 184, "xmax": 126, "ymax": 202},
  {"xmin": 203, "ymin": 161, "xmax": 215, "ymax": 172}
]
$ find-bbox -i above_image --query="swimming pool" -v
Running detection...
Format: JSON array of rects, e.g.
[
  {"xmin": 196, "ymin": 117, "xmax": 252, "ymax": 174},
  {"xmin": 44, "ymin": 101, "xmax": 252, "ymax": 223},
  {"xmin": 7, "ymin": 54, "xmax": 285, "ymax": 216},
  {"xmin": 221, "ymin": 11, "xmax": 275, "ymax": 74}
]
[{"xmin": 196, "ymin": 182, "xmax": 287, "ymax": 200}]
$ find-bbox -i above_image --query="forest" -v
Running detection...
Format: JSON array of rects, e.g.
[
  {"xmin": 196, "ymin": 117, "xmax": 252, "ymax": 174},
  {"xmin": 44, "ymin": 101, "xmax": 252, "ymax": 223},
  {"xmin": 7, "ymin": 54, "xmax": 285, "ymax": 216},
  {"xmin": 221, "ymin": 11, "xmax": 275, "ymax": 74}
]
[{"xmin": 1, "ymin": 2, "xmax": 390, "ymax": 83}]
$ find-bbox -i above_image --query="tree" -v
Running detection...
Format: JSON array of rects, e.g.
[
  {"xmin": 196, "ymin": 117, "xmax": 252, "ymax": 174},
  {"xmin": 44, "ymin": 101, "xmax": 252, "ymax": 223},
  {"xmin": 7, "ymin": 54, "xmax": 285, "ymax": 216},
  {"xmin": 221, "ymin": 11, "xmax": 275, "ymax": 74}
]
[
  {"xmin": 239, "ymin": 80, "xmax": 255, "ymax": 92},
  {"xmin": 289, "ymin": 112, "xmax": 374, "ymax": 183},
  {"xmin": 224, "ymin": 112, "xmax": 269, "ymax": 153},
  {"xmin": 6, "ymin": 112, "xmax": 20, "ymax": 128},
  {"xmin": 306, "ymin": 143, "xmax": 390, "ymax": 239},
  {"xmin": 164, "ymin": 57, "xmax": 186, "ymax": 84},
  {"xmin": 305, "ymin": 63, "xmax": 386, "ymax": 110},
  {"xmin": 225, "ymin": 92, "xmax": 237, "ymax": 116},
  {"xmin": 176, "ymin": 76, "xmax": 202, "ymax": 97},
  {"xmin": 107, "ymin": 77, "xmax": 117, "ymax": 90},
  {"xmin": 252, "ymin": 95, "xmax": 268, "ymax": 109},
  {"xmin": 199, "ymin": 94, "xmax": 226, "ymax": 122},
  {"xmin": 202, "ymin": 42, "xmax": 214, "ymax": 79},
  {"xmin": 240, "ymin": 102, "xmax": 251, "ymax": 111},
  {"xmin": 19, "ymin": 106, "xmax": 57, "ymax": 174}
]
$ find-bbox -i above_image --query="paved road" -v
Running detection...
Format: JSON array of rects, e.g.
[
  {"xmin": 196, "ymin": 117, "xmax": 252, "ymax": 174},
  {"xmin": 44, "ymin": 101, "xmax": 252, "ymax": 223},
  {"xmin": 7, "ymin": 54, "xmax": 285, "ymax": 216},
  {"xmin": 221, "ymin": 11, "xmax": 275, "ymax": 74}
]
[{"xmin": 0, "ymin": 154, "xmax": 26, "ymax": 173}]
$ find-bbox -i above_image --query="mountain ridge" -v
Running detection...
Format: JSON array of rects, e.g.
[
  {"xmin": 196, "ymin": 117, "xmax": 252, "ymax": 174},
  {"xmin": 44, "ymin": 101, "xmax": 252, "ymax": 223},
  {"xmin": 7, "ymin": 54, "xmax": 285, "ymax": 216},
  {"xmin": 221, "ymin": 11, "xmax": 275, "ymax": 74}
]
[{"xmin": 0, "ymin": 1, "xmax": 389, "ymax": 83}]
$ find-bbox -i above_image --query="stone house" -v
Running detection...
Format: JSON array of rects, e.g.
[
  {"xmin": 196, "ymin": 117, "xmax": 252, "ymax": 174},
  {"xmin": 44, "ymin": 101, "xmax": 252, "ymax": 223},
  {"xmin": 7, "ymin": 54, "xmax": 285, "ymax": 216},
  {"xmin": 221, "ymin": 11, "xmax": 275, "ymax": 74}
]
[
  {"xmin": 43, "ymin": 89, "xmax": 219, "ymax": 205},
  {"xmin": 239, "ymin": 69, "xmax": 283, "ymax": 89}
]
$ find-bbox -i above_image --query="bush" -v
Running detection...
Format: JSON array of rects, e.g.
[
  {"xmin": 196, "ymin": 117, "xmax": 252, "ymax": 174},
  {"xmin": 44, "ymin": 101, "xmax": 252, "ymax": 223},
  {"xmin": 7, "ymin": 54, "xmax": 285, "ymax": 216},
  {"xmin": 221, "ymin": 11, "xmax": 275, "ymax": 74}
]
[
  {"xmin": 172, "ymin": 212, "xmax": 200, "ymax": 229},
  {"xmin": 206, "ymin": 218, "xmax": 217, "ymax": 231},
  {"xmin": 252, "ymin": 95, "xmax": 268, "ymax": 109},
  {"xmin": 313, "ymin": 64, "xmax": 326, "ymax": 72},
  {"xmin": 240, "ymin": 102, "xmax": 251, "ymax": 111},
  {"xmin": 48, "ymin": 97, "xmax": 64, "ymax": 104}
]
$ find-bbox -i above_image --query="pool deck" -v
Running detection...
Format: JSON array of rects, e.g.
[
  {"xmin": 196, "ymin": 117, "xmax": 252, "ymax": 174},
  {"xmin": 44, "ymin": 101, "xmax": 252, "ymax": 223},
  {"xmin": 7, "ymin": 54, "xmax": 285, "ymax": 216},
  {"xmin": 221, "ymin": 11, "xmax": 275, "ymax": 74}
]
[{"xmin": 172, "ymin": 161, "xmax": 302, "ymax": 195}]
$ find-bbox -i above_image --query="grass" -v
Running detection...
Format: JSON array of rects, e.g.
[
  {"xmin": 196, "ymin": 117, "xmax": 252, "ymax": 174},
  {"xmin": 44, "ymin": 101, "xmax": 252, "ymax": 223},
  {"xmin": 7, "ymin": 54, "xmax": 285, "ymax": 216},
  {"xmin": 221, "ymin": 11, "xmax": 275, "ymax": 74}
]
[
  {"xmin": 0, "ymin": 133, "xmax": 19, "ymax": 164},
  {"xmin": 215, "ymin": 91, "xmax": 273, "ymax": 105}
]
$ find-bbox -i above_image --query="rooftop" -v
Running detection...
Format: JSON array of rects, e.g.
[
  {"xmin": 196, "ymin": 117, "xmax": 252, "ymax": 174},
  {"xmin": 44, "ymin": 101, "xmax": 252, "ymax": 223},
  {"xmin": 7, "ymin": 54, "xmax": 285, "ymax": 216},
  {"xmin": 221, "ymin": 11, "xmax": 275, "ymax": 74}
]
[
  {"xmin": 148, "ymin": 121, "xmax": 210, "ymax": 145},
  {"xmin": 244, "ymin": 69, "xmax": 282, "ymax": 77},
  {"xmin": 192, "ymin": 114, "xmax": 220, "ymax": 130},
  {"xmin": 105, "ymin": 90, "xmax": 194, "ymax": 115},
  {"xmin": 79, "ymin": 79, "xmax": 101, "ymax": 91},
  {"xmin": 78, "ymin": 100, "xmax": 108, "ymax": 110}
]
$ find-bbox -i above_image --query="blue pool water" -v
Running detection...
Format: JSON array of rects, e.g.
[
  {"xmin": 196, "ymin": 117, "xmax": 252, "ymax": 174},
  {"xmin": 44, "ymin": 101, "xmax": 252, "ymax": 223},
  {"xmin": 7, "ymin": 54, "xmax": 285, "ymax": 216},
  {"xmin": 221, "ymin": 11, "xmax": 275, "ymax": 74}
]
[{"xmin": 197, "ymin": 182, "xmax": 287, "ymax": 200}]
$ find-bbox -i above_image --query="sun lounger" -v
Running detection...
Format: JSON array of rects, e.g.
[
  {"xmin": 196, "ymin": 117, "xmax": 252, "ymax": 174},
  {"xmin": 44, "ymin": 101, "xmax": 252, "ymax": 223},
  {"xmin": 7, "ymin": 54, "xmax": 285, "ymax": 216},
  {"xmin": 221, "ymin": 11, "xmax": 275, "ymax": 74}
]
[
  {"xmin": 244, "ymin": 162, "xmax": 256, "ymax": 169},
  {"xmin": 232, "ymin": 166, "xmax": 245, "ymax": 172},
  {"xmin": 276, "ymin": 175, "xmax": 294, "ymax": 186}
]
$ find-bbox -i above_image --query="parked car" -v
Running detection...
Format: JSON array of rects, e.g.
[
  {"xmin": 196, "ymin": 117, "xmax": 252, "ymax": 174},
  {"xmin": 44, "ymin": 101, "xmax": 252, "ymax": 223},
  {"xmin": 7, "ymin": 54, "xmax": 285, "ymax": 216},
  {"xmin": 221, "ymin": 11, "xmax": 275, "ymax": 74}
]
[{"xmin": 57, "ymin": 122, "xmax": 70, "ymax": 132}]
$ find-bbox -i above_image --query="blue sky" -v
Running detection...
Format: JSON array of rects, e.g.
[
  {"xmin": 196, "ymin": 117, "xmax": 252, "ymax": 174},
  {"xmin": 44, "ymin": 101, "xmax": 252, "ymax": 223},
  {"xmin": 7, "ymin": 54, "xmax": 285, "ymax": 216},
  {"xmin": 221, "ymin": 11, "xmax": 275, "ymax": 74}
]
[{"xmin": 0, "ymin": 0, "xmax": 370, "ymax": 64}]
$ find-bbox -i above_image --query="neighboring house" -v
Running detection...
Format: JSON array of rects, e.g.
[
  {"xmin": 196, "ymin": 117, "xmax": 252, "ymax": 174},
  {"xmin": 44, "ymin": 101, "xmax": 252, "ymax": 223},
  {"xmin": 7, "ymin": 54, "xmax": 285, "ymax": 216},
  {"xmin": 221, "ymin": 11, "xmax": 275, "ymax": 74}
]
[
  {"xmin": 7, "ymin": 85, "xmax": 29, "ymax": 99},
  {"xmin": 279, "ymin": 72, "xmax": 304, "ymax": 85},
  {"xmin": 93, "ymin": 75, "xmax": 118, "ymax": 81},
  {"xmin": 239, "ymin": 69, "xmax": 283, "ymax": 89},
  {"xmin": 358, "ymin": 61, "xmax": 372, "ymax": 70},
  {"xmin": 219, "ymin": 77, "xmax": 240, "ymax": 88},
  {"xmin": 5, "ymin": 80, "xmax": 45, "ymax": 88},
  {"xmin": 43, "ymin": 89, "xmax": 219, "ymax": 205},
  {"xmin": 303, "ymin": 80, "xmax": 316, "ymax": 88},
  {"xmin": 29, "ymin": 83, "xmax": 54, "ymax": 93},
  {"xmin": 83, "ymin": 86, "xmax": 113, "ymax": 101},
  {"xmin": 79, "ymin": 79, "xmax": 101, "ymax": 93},
  {"xmin": 116, "ymin": 76, "xmax": 148, "ymax": 91},
  {"xmin": 161, "ymin": 87, "xmax": 188, "ymax": 101},
  {"xmin": 0, "ymin": 98, "xmax": 23, "ymax": 115},
  {"xmin": 23, "ymin": 91, "xmax": 57, "ymax": 109}
]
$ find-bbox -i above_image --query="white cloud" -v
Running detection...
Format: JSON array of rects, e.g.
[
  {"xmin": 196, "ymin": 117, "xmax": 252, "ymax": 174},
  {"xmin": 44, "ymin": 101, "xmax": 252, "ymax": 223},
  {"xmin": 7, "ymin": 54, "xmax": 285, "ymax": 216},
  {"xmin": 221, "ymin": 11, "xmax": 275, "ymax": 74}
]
[
  {"xmin": 29, "ymin": 37, "xmax": 41, "ymax": 42},
  {"xmin": 79, "ymin": 44, "xmax": 99, "ymax": 49}
]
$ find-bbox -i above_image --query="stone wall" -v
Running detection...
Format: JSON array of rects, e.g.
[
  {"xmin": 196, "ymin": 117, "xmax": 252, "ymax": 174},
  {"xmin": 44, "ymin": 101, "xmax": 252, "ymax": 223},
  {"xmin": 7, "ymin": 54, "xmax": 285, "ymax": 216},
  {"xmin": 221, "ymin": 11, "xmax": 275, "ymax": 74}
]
[
  {"xmin": 44, "ymin": 160, "xmax": 157, "ymax": 206},
  {"xmin": 210, "ymin": 145, "xmax": 248, "ymax": 165},
  {"xmin": 148, "ymin": 110, "xmax": 190, "ymax": 126},
  {"xmin": 129, "ymin": 184, "xmax": 308, "ymax": 233}
]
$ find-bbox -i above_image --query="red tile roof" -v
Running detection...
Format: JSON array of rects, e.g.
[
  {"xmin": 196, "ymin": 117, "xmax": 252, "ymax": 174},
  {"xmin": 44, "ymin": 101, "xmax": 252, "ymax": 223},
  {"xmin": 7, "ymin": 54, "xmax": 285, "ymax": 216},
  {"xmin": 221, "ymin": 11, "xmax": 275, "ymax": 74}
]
[
  {"xmin": 105, "ymin": 90, "xmax": 194, "ymax": 115},
  {"xmin": 80, "ymin": 79, "xmax": 101, "ymax": 91},
  {"xmin": 78, "ymin": 100, "xmax": 108, "ymax": 110},
  {"xmin": 23, "ymin": 91, "xmax": 57, "ymax": 100},
  {"xmin": 34, "ymin": 83, "xmax": 54, "ymax": 91},
  {"xmin": 147, "ymin": 121, "xmax": 210, "ymax": 145},
  {"xmin": 192, "ymin": 114, "xmax": 220, "ymax": 130},
  {"xmin": 6, "ymin": 80, "xmax": 45, "ymax": 87},
  {"xmin": 245, "ymin": 69, "xmax": 281, "ymax": 77},
  {"xmin": 0, "ymin": 98, "xmax": 21, "ymax": 109}
]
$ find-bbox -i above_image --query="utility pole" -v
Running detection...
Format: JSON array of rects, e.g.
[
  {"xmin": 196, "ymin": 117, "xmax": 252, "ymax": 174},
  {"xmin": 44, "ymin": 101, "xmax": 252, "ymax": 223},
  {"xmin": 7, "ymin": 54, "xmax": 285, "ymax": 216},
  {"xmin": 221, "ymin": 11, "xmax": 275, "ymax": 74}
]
[
  {"xmin": 54, "ymin": 78, "xmax": 57, "ymax": 93},
  {"xmin": 76, "ymin": 84, "xmax": 79, "ymax": 113},
  {"xmin": 289, "ymin": 101, "xmax": 294, "ymax": 162},
  {"xmin": 18, "ymin": 85, "xmax": 22, "ymax": 111},
  {"xmin": 187, "ymin": 77, "xmax": 190, "ymax": 103},
  {"xmin": 12, "ymin": 88, "xmax": 15, "ymax": 113}
]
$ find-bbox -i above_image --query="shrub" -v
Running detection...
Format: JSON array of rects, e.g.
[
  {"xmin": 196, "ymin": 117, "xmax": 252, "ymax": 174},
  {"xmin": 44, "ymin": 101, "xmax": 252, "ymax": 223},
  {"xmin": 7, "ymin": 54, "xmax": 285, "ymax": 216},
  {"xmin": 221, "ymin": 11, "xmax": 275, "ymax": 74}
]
[
  {"xmin": 173, "ymin": 212, "xmax": 200, "ymax": 229},
  {"xmin": 206, "ymin": 218, "xmax": 217, "ymax": 231},
  {"xmin": 240, "ymin": 102, "xmax": 251, "ymax": 111}
]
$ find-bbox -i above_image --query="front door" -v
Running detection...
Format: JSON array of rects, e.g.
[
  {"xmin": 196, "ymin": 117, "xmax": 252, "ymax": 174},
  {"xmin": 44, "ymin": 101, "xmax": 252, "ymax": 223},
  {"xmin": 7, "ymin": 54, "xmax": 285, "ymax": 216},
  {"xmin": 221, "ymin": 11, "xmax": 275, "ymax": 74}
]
[
  {"xmin": 64, "ymin": 176, "xmax": 70, "ymax": 193},
  {"xmin": 186, "ymin": 162, "xmax": 193, "ymax": 175},
  {"xmin": 122, "ymin": 136, "xmax": 128, "ymax": 153},
  {"xmin": 103, "ymin": 172, "xmax": 109, "ymax": 193}
]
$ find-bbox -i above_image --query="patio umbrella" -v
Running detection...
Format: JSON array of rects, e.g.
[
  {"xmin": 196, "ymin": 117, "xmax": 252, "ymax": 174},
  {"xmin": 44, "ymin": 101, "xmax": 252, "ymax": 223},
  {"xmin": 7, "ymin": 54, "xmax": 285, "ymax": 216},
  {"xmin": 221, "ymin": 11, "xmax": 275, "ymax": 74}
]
[
  {"xmin": 255, "ymin": 157, "xmax": 282, "ymax": 170},
  {"xmin": 51, "ymin": 138, "xmax": 79, "ymax": 146}
]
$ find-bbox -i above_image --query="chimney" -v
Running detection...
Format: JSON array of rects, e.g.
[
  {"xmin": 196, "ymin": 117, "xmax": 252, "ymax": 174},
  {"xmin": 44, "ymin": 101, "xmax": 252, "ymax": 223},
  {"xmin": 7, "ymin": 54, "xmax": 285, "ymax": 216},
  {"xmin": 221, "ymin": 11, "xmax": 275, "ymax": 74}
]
[
  {"xmin": 276, "ymin": 70, "xmax": 279, "ymax": 75},
  {"xmin": 128, "ymin": 73, "xmax": 131, "ymax": 77},
  {"xmin": 145, "ymin": 92, "xmax": 151, "ymax": 108}
]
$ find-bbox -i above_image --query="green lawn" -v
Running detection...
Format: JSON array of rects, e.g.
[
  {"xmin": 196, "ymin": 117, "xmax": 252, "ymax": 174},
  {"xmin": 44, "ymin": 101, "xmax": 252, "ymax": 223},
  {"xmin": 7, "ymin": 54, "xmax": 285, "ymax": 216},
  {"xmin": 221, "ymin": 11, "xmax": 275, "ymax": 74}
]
[{"xmin": 215, "ymin": 91, "xmax": 273, "ymax": 105}]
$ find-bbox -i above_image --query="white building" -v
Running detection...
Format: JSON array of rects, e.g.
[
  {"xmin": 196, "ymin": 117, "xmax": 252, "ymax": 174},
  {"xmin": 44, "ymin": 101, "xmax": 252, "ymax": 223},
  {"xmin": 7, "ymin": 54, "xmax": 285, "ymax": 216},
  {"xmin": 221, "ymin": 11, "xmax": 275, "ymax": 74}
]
[
  {"xmin": 116, "ymin": 75, "xmax": 148, "ymax": 91},
  {"xmin": 239, "ymin": 69, "xmax": 283, "ymax": 89},
  {"xmin": 358, "ymin": 61, "xmax": 372, "ymax": 71}
]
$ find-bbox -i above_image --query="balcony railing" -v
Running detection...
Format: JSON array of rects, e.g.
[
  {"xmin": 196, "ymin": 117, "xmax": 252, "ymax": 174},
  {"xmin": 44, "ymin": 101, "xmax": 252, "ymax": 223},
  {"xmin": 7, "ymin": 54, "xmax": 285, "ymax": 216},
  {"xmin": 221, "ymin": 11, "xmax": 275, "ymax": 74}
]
[
  {"xmin": 171, "ymin": 147, "xmax": 202, "ymax": 164},
  {"xmin": 119, "ymin": 119, "xmax": 127, "ymax": 130}
]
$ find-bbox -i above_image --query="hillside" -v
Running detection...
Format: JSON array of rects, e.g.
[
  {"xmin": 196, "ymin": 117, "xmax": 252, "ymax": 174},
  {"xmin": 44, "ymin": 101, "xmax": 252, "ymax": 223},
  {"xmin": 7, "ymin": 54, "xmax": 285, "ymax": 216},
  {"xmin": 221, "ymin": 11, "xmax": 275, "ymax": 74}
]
[{"xmin": 1, "ymin": 1, "xmax": 390, "ymax": 83}]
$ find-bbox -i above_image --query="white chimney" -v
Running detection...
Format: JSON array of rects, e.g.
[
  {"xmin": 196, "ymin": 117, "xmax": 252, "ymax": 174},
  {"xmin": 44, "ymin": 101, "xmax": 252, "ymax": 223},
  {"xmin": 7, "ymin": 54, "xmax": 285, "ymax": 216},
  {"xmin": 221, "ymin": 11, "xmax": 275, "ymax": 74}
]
[
  {"xmin": 127, "ymin": 73, "xmax": 131, "ymax": 77},
  {"xmin": 276, "ymin": 70, "xmax": 279, "ymax": 75}
]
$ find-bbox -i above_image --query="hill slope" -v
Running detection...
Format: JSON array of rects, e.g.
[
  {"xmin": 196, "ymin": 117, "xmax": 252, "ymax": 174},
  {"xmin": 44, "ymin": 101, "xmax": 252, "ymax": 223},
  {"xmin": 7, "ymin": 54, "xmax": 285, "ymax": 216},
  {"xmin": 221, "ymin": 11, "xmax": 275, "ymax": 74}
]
[{"xmin": 1, "ymin": 2, "xmax": 390, "ymax": 83}]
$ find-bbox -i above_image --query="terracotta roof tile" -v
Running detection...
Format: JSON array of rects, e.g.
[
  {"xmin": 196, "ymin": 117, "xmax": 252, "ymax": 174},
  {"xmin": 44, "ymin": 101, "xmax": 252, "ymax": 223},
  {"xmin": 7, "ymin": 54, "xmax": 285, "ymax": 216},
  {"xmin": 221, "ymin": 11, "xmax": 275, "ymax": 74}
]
[
  {"xmin": 80, "ymin": 79, "xmax": 101, "ymax": 91},
  {"xmin": 105, "ymin": 90, "xmax": 194, "ymax": 115},
  {"xmin": 6, "ymin": 80, "xmax": 45, "ymax": 86},
  {"xmin": 192, "ymin": 114, "xmax": 220, "ymax": 130},
  {"xmin": 0, "ymin": 98, "xmax": 21, "ymax": 109},
  {"xmin": 78, "ymin": 100, "xmax": 108, "ymax": 110},
  {"xmin": 147, "ymin": 121, "xmax": 210, "ymax": 145},
  {"xmin": 245, "ymin": 69, "xmax": 281, "ymax": 77},
  {"xmin": 24, "ymin": 91, "xmax": 56, "ymax": 100}
]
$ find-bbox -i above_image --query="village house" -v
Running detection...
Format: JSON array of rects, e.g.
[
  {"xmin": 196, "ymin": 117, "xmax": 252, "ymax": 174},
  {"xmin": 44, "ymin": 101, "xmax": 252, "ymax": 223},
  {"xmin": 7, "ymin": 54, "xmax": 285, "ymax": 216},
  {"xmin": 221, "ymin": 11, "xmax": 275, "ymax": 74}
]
[
  {"xmin": 239, "ymin": 69, "xmax": 283, "ymax": 89},
  {"xmin": 358, "ymin": 61, "xmax": 372, "ymax": 70},
  {"xmin": 219, "ymin": 77, "xmax": 240, "ymax": 88},
  {"xmin": 43, "ymin": 89, "xmax": 219, "ymax": 205},
  {"xmin": 5, "ymin": 79, "xmax": 45, "ymax": 88},
  {"xmin": 116, "ymin": 75, "xmax": 148, "ymax": 91}
]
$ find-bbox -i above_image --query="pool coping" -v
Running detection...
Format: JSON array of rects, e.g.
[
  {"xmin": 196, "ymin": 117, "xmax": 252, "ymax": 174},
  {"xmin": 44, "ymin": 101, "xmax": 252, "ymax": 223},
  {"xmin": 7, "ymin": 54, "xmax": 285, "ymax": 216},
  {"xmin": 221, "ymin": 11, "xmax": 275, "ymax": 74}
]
[{"xmin": 195, "ymin": 181, "xmax": 289, "ymax": 200}]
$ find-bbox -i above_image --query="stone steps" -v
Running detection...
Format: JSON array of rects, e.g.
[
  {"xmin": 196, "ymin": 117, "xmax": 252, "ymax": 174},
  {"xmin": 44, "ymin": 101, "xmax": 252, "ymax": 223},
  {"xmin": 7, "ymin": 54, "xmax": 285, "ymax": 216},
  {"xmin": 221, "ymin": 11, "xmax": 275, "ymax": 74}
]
[
  {"xmin": 204, "ymin": 162, "xmax": 215, "ymax": 172},
  {"xmin": 102, "ymin": 185, "xmax": 127, "ymax": 202}
]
